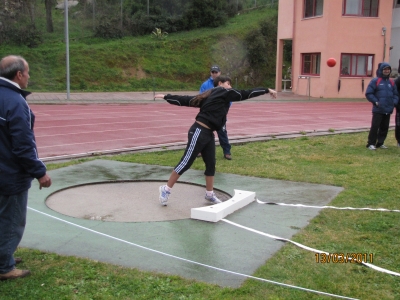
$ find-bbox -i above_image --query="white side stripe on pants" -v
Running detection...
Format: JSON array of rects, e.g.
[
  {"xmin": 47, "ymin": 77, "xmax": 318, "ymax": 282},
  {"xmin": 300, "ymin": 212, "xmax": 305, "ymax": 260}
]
[{"xmin": 175, "ymin": 127, "xmax": 201, "ymax": 174}]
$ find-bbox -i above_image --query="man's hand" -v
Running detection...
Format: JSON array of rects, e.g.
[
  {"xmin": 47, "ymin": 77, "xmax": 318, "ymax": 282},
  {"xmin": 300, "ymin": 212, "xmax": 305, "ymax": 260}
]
[{"xmin": 38, "ymin": 174, "xmax": 52, "ymax": 189}]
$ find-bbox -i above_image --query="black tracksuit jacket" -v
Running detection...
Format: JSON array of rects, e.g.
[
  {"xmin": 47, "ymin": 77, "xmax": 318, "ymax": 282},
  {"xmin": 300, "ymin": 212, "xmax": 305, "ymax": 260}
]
[{"xmin": 163, "ymin": 86, "xmax": 269, "ymax": 131}]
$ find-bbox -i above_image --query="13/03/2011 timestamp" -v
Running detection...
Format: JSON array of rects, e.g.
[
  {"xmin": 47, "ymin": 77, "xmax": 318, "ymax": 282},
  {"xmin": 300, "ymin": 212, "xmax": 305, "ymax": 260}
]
[{"xmin": 315, "ymin": 253, "xmax": 373, "ymax": 263}]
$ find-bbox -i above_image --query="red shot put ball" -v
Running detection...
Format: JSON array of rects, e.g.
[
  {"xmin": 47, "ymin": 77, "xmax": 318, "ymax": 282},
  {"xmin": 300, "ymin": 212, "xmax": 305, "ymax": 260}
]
[{"xmin": 327, "ymin": 58, "xmax": 336, "ymax": 67}]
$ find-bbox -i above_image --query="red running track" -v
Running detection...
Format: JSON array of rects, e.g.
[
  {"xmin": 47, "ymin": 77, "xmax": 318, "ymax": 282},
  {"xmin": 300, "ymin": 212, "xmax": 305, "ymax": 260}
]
[{"xmin": 32, "ymin": 101, "xmax": 382, "ymax": 161}]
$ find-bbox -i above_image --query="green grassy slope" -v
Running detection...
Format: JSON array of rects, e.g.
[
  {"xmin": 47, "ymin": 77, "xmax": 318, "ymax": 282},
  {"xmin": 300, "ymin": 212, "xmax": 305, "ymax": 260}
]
[{"xmin": 0, "ymin": 7, "xmax": 277, "ymax": 92}]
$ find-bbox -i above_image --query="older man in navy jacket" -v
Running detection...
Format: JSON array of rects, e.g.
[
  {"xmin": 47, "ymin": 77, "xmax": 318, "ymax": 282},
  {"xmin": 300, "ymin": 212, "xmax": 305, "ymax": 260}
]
[
  {"xmin": 365, "ymin": 62, "xmax": 399, "ymax": 150},
  {"xmin": 0, "ymin": 55, "xmax": 52, "ymax": 280}
]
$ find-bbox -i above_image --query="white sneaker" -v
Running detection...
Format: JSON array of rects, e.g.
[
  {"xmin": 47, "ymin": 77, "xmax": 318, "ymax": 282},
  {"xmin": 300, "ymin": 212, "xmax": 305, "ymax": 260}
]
[
  {"xmin": 377, "ymin": 145, "xmax": 388, "ymax": 149},
  {"xmin": 367, "ymin": 145, "xmax": 376, "ymax": 150},
  {"xmin": 205, "ymin": 192, "xmax": 222, "ymax": 204},
  {"xmin": 159, "ymin": 185, "xmax": 170, "ymax": 206}
]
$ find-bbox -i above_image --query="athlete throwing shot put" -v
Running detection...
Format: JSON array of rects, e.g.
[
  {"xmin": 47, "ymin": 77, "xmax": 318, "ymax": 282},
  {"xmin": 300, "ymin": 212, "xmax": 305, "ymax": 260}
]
[{"xmin": 155, "ymin": 75, "xmax": 277, "ymax": 206}]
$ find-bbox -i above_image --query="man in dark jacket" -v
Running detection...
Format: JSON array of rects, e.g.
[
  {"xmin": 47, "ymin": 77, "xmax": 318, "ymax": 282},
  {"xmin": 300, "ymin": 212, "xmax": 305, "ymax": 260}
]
[
  {"xmin": 0, "ymin": 55, "xmax": 52, "ymax": 280},
  {"xmin": 365, "ymin": 62, "xmax": 399, "ymax": 150},
  {"xmin": 395, "ymin": 76, "xmax": 400, "ymax": 147}
]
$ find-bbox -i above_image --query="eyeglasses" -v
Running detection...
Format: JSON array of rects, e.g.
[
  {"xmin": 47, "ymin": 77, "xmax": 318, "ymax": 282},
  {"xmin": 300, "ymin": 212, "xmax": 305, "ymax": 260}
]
[{"xmin": 211, "ymin": 71, "xmax": 218, "ymax": 74}]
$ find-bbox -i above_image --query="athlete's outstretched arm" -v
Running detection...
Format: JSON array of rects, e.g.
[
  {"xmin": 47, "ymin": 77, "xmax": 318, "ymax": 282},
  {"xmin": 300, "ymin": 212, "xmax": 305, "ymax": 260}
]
[{"xmin": 155, "ymin": 94, "xmax": 195, "ymax": 107}]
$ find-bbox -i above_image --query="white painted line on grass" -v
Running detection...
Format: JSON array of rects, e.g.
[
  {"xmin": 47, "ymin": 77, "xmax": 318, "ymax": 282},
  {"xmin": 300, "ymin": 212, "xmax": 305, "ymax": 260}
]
[
  {"xmin": 256, "ymin": 198, "xmax": 400, "ymax": 212},
  {"xmin": 222, "ymin": 218, "xmax": 400, "ymax": 277},
  {"xmin": 27, "ymin": 206, "xmax": 357, "ymax": 300}
]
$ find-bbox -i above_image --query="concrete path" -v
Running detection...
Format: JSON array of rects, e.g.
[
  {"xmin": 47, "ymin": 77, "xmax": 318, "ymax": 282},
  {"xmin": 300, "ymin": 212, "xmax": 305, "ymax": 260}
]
[
  {"xmin": 19, "ymin": 91, "xmax": 364, "ymax": 287},
  {"xmin": 27, "ymin": 90, "xmax": 314, "ymax": 103},
  {"xmin": 23, "ymin": 160, "xmax": 343, "ymax": 287}
]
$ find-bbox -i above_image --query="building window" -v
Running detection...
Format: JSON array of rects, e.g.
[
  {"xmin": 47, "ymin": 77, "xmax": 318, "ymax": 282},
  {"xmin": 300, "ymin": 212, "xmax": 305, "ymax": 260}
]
[
  {"xmin": 340, "ymin": 54, "xmax": 374, "ymax": 76},
  {"xmin": 302, "ymin": 53, "xmax": 321, "ymax": 75},
  {"xmin": 343, "ymin": 0, "xmax": 379, "ymax": 17},
  {"xmin": 304, "ymin": 0, "xmax": 324, "ymax": 18}
]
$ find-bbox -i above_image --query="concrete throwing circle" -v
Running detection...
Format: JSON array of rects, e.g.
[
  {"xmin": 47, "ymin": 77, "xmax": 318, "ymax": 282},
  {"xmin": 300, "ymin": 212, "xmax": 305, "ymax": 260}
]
[{"xmin": 45, "ymin": 181, "xmax": 231, "ymax": 222}]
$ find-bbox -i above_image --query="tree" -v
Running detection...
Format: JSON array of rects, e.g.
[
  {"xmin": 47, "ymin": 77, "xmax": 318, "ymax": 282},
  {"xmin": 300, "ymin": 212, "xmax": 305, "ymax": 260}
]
[
  {"xmin": 44, "ymin": 0, "xmax": 55, "ymax": 33},
  {"xmin": 181, "ymin": 0, "xmax": 228, "ymax": 30},
  {"xmin": 245, "ymin": 15, "xmax": 278, "ymax": 86},
  {"xmin": 27, "ymin": 0, "xmax": 36, "ymax": 26}
]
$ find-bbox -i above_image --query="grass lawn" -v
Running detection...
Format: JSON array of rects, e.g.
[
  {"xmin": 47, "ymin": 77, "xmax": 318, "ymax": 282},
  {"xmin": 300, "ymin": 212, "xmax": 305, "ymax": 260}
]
[{"xmin": 1, "ymin": 131, "xmax": 400, "ymax": 299}]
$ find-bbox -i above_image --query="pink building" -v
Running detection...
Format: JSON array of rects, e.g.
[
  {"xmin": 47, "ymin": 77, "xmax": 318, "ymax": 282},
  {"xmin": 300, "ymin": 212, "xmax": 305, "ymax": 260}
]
[{"xmin": 276, "ymin": 0, "xmax": 395, "ymax": 99}]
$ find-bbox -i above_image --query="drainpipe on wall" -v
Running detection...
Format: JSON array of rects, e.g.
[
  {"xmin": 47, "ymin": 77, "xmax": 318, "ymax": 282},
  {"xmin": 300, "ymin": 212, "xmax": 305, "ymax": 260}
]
[
  {"xmin": 292, "ymin": 0, "xmax": 296, "ymax": 92},
  {"xmin": 382, "ymin": 27, "xmax": 387, "ymax": 61}
]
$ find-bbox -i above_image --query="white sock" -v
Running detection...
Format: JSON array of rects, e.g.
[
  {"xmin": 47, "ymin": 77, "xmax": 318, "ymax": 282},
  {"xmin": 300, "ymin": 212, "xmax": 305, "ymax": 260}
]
[
  {"xmin": 165, "ymin": 185, "xmax": 171, "ymax": 192},
  {"xmin": 206, "ymin": 190, "xmax": 213, "ymax": 196}
]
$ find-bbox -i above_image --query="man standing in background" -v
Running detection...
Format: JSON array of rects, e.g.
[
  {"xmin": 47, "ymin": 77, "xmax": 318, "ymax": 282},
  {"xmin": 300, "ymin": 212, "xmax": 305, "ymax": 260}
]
[
  {"xmin": 0, "ymin": 55, "xmax": 52, "ymax": 280},
  {"xmin": 365, "ymin": 62, "xmax": 399, "ymax": 150},
  {"xmin": 394, "ymin": 73, "xmax": 400, "ymax": 147},
  {"xmin": 200, "ymin": 65, "xmax": 232, "ymax": 160}
]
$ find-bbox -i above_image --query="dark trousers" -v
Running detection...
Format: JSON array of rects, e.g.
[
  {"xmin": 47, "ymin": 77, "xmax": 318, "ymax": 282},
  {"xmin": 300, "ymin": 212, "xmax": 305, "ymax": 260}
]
[
  {"xmin": 0, "ymin": 190, "xmax": 28, "ymax": 274},
  {"xmin": 174, "ymin": 122, "xmax": 216, "ymax": 176},
  {"xmin": 217, "ymin": 123, "xmax": 231, "ymax": 155},
  {"xmin": 367, "ymin": 112, "xmax": 391, "ymax": 147},
  {"xmin": 395, "ymin": 107, "xmax": 400, "ymax": 144}
]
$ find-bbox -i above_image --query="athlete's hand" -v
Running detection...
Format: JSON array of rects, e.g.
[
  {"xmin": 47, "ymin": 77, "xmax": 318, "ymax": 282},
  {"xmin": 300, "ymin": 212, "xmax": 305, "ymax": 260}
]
[
  {"xmin": 154, "ymin": 94, "xmax": 165, "ymax": 99},
  {"xmin": 268, "ymin": 89, "xmax": 277, "ymax": 99}
]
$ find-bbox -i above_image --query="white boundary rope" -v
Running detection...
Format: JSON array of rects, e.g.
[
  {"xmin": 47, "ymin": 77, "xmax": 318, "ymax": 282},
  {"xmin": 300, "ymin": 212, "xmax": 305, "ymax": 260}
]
[
  {"xmin": 256, "ymin": 198, "xmax": 400, "ymax": 212},
  {"xmin": 222, "ymin": 219, "xmax": 400, "ymax": 277},
  {"xmin": 27, "ymin": 207, "xmax": 358, "ymax": 300}
]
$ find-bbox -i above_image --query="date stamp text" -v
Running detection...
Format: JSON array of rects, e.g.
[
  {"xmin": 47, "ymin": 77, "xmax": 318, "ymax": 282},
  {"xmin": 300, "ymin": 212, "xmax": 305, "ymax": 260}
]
[{"xmin": 315, "ymin": 253, "xmax": 373, "ymax": 264}]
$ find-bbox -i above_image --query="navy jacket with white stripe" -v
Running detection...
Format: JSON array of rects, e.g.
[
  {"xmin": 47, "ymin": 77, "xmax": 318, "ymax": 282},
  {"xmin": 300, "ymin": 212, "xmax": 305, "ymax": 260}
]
[{"xmin": 0, "ymin": 78, "xmax": 46, "ymax": 195}]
